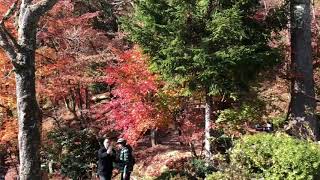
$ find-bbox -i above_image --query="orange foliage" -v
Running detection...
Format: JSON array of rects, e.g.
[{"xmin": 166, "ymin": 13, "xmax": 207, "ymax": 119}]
[
  {"xmin": 0, "ymin": 0, "xmax": 111, "ymax": 146},
  {"xmin": 95, "ymin": 48, "xmax": 172, "ymax": 144},
  {"xmin": 0, "ymin": 0, "xmax": 17, "ymax": 144},
  {"xmin": 0, "ymin": 118, "xmax": 17, "ymax": 144}
]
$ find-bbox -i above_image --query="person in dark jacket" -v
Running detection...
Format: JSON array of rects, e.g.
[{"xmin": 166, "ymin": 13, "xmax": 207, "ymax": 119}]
[
  {"xmin": 116, "ymin": 138, "xmax": 135, "ymax": 180},
  {"xmin": 97, "ymin": 138, "xmax": 115, "ymax": 180}
]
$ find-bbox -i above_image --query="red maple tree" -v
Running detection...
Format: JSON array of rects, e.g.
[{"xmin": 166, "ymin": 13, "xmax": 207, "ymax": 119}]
[{"xmin": 95, "ymin": 48, "xmax": 171, "ymax": 144}]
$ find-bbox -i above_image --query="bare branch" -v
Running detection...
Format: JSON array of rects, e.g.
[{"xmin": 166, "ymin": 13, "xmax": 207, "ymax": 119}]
[
  {"xmin": 29, "ymin": 0, "xmax": 58, "ymax": 17},
  {"xmin": 0, "ymin": 0, "xmax": 20, "ymax": 53},
  {"xmin": 0, "ymin": 103, "xmax": 13, "ymax": 117},
  {"xmin": 0, "ymin": 24, "xmax": 20, "ymax": 51},
  {"xmin": 0, "ymin": 103, "xmax": 7, "ymax": 109},
  {"xmin": 41, "ymin": 111, "xmax": 63, "ymax": 129},
  {"xmin": 0, "ymin": 27, "xmax": 17, "ymax": 61},
  {"xmin": 0, "ymin": 0, "xmax": 19, "ymax": 24}
]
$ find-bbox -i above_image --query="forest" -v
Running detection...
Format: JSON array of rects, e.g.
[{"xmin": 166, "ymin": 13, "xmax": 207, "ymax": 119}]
[{"xmin": 1, "ymin": 0, "xmax": 320, "ymax": 179}]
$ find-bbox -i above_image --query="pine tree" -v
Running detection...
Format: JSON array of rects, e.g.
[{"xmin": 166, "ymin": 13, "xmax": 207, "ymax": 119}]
[{"xmin": 124, "ymin": 0, "xmax": 281, "ymax": 159}]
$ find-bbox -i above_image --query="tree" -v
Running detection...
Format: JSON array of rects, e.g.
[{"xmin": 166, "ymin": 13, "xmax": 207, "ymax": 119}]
[
  {"xmin": 96, "ymin": 48, "xmax": 170, "ymax": 145},
  {"xmin": 45, "ymin": 127, "xmax": 100, "ymax": 179},
  {"xmin": 287, "ymin": 0, "xmax": 319, "ymax": 140},
  {"xmin": 124, "ymin": 0, "xmax": 281, "ymax": 159},
  {"xmin": 0, "ymin": 0, "xmax": 58, "ymax": 179},
  {"xmin": 35, "ymin": 1, "xmax": 109, "ymax": 122},
  {"xmin": 0, "ymin": 0, "xmax": 107, "ymax": 159}
]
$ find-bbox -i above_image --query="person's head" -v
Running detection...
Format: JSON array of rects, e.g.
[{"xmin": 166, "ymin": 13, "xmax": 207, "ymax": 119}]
[
  {"xmin": 103, "ymin": 138, "xmax": 110, "ymax": 149},
  {"xmin": 103, "ymin": 138, "xmax": 114, "ymax": 154},
  {"xmin": 116, "ymin": 138, "xmax": 126, "ymax": 149}
]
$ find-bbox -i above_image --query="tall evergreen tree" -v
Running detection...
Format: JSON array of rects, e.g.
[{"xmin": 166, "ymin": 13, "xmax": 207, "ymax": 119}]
[{"xmin": 124, "ymin": 0, "xmax": 281, "ymax": 159}]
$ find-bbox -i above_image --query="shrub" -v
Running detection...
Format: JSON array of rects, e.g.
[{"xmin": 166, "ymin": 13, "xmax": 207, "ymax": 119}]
[
  {"xmin": 206, "ymin": 163, "xmax": 251, "ymax": 180},
  {"xmin": 162, "ymin": 157, "xmax": 216, "ymax": 179},
  {"xmin": 189, "ymin": 158, "xmax": 215, "ymax": 178},
  {"xmin": 230, "ymin": 133, "xmax": 320, "ymax": 180},
  {"xmin": 44, "ymin": 128, "xmax": 100, "ymax": 179},
  {"xmin": 269, "ymin": 114, "xmax": 286, "ymax": 129},
  {"xmin": 154, "ymin": 170, "xmax": 195, "ymax": 180},
  {"xmin": 211, "ymin": 134, "xmax": 233, "ymax": 154}
]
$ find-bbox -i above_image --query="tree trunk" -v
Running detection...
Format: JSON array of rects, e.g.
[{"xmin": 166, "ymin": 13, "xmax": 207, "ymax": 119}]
[
  {"xmin": 288, "ymin": 0, "xmax": 319, "ymax": 141},
  {"xmin": 16, "ymin": 8, "xmax": 42, "ymax": 177},
  {"xmin": 16, "ymin": 63, "xmax": 41, "ymax": 180},
  {"xmin": 150, "ymin": 128, "xmax": 158, "ymax": 147},
  {"xmin": 0, "ymin": 1, "xmax": 58, "ymax": 179},
  {"xmin": 0, "ymin": 151, "xmax": 7, "ymax": 179},
  {"xmin": 204, "ymin": 94, "xmax": 213, "ymax": 160}
]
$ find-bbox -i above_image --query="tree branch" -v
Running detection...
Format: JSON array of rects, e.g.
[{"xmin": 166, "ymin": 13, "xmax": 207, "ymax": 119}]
[
  {"xmin": 205, "ymin": 0, "xmax": 215, "ymax": 20},
  {"xmin": 0, "ymin": 0, "xmax": 19, "ymax": 65},
  {"xmin": 42, "ymin": 111, "xmax": 62, "ymax": 129},
  {"xmin": 0, "ymin": 103, "xmax": 13, "ymax": 117},
  {"xmin": 0, "ymin": 0, "xmax": 20, "ymax": 61},
  {"xmin": 0, "ymin": 0, "xmax": 19, "ymax": 23},
  {"xmin": 0, "ymin": 24, "xmax": 20, "ymax": 51},
  {"xmin": 0, "ymin": 26, "xmax": 17, "ymax": 61},
  {"xmin": 0, "ymin": 103, "xmax": 8, "ymax": 109},
  {"xmin": 29, "ymin": 0, "xmax": 58, "ymax": 17}
]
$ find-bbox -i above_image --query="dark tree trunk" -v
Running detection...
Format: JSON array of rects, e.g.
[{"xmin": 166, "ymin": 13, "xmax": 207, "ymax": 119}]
[
  {"xmin": 288, "ymin": 0, "xmax": 319, "ymax": 141},
  {"xmin": 85, "ymin": 87, "xmax": 90, "ymax": 109},
  {"xmin": 204, "ymin": 94, "xmax": 213, "ymax": 160},
  {"xmin": 150, "ymin": 128, "xmax": 158, "ymax": 147},
  {"xmin": 0, "ymin": 150, "xmax": 7, "ymax": 179}
]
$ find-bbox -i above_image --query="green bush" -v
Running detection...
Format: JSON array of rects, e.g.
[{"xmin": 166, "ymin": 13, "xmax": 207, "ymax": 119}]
[
  {"xmin": 216, "ymin": 102, "xmax": 265, "ymax": 132},
  {"xmin": 211, "ymin": 134, "xmax": 233, "ymax": 154},
  {"xmin": 229, "ymin": 133, "xmax": 320, "ymax": 180},
  {"xmin": 270, "ymin": 114, "xmax": 286, "ymax": 129},
  {"xmin": 154, "ymin": 170, "xmax": 195, "ymax": 180},
  {"xmin": 161, "ymin": 157, "xmax": 216, "ymax": 179},
  {"xmin": 44, "ymin": 128, "xmax": 100, "ymax": 179},
  {"xmin": 189, "ymin": 158, "xmax": 215, "ymax": 178},
  {"xmin": 206, "ymin": 171, "xmax": 250, "ymax": 180}
]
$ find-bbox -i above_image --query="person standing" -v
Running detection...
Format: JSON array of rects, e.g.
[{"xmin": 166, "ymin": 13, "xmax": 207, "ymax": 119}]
[
  {"xmin": 116, "ymin": 138, "xmax": 135, "ymax": 180},
  {"xmin": 97, "ymin": 138, "xmax": 115, "ymax": 180}
]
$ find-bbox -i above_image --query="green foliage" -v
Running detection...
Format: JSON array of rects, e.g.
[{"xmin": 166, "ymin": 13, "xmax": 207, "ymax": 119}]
[
  {"xmin": 269, "ymin": 114, "xmax": 287, "ymax": 129},
  {"xmin": 154, "ymin": 170, "xmax": 195, "ymax": 180},
  {"xmin": 74, "ymin": 0, "xmax": 118, "ymax": 32},
  {"xmin": 228, "ymin": 133, "xmax": 320, "ymax": 180},
  {"xmin": 265, "ymin": 3, "xmax": 289, "ymax": 32},
  {"xmin": 44, "ymin": 128, "xmax": 100, "ymax": 179},
  {"xmin": 211, "ymin": 134, "xmax": 233, "ymax": 154},
  {"xmin": 217, "ymin": 102, "xmax": 264, "ymax": 125},
  {"xmin": 206, "ymin": 167, "xmax": 250, "ymax": 180},
  {"xmin": 190, "ymin": 158, "xmax": 215, "ymax": 178},
  {"xmin": 206, "ymin": 172, "xmax": 228, "ymax": 180},
  {"xmin": 123, "ymin": 0, "xmax": 282, "ymax": 96},
  {"xmin": 89, "ymin": 82, "xmax": 110, "ymax": 94},
  {"xmin": 160, "ymin": 157, "xmax": 216, "ymax": 179}
]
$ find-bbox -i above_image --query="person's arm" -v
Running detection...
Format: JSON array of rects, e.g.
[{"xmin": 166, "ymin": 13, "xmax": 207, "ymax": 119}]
[
  {"xmin": 112, "ymin": 149, "xmax": 117, "ymax": 162},
  {"xmin": 98, "ymin": 148, "xmax": 109, "ymax": 158}
]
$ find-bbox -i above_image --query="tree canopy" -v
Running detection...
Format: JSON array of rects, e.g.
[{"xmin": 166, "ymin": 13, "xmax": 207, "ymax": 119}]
[{"xmin": 124, "ymin": 0, "xmax": 282, "ymax": 96}]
